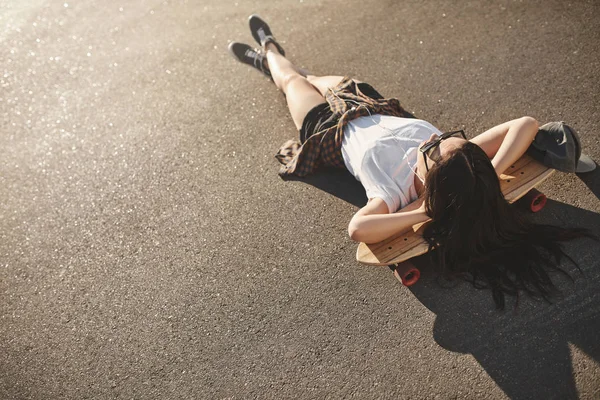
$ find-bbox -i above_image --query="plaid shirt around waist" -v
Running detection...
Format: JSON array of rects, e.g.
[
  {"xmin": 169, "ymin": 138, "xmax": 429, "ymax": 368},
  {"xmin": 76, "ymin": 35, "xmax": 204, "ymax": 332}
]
[{"xmin": 275, "ymin": 77, "xmax": 411, "ymax": 177}]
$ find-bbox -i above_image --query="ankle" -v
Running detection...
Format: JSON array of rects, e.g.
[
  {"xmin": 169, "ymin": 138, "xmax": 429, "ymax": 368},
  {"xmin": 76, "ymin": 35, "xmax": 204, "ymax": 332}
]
[
  {"xmin": 262, "ymin": 58, "xmax": 270, "ymax": 72},
  {"xmin": 265, "ymin": 42, "xmax": 280, "ymax": 55}
]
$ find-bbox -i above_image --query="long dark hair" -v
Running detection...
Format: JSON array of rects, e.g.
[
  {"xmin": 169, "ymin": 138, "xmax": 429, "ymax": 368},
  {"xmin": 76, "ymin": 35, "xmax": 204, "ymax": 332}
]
[{"xmin": 422, "ymin": 141, "xmax": 596, "ymax": 309}]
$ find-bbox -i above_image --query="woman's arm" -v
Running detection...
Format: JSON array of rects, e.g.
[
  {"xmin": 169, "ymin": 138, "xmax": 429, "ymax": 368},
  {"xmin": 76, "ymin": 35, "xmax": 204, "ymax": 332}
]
[
  {"xmin": 470, "ymin": 116, "xmax": 539, "ymax": 175},
  {"xmin": 348, "ymin": 197, "xmax": 429, "ymax": 244}
]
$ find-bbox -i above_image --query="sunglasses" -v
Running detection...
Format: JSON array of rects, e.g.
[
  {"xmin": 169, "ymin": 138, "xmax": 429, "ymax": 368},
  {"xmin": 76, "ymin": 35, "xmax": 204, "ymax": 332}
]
[{"xmin": 419, "ymin": 130, "xmax": 467, "ymax": 171}]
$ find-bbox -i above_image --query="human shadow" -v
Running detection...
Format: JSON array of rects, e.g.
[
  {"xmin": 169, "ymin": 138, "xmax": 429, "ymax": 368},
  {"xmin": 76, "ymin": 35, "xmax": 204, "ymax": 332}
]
[
  {"xmin": 281, "ymin": 167, "xmax": 368, "ymax": 208},
  {"xmin": 284, "ymin": 145, "xmax": 600, "ymax": 397},
  {"xmin": 406, "ymin": 200, "xmax": 600, "ymax": 399},
  {"xmin": 577, "ymin": 164, "xmax": 600, "ymax": 202}
]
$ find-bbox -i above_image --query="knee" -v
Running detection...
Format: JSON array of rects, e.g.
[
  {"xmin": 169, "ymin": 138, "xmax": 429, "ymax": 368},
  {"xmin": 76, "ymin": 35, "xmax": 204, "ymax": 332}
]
[
  {"xmin": 305, "ymin": 74, "xmax": 318, "ymax": 85},
  {"xmin": 280, "ymin": 73, "xmax": 308, "ymax": 92}
]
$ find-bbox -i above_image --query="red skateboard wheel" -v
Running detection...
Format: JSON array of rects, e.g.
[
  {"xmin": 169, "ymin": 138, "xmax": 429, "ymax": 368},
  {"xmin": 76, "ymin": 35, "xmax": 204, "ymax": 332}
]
[
  {"xmin": 522, "ymin": 189, "xmax": 547, "ymax": 213},
  {"xmin": 393, "ymin": 262, "xmax": 420, "ymax": 286}
]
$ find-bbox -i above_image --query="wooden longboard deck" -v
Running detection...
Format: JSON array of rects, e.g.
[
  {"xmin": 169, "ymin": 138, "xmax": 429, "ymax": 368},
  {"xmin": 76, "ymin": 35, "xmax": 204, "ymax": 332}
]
[{"xmin": 357, "ymin": 155, "xmax": 555, "ymax": 266}]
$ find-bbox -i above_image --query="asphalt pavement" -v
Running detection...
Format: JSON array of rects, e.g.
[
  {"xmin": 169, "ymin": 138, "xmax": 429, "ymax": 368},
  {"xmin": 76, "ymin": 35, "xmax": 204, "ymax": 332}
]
[{"xmin": 2, "ymin": 0, "xmax": 600, "ymax": 398}]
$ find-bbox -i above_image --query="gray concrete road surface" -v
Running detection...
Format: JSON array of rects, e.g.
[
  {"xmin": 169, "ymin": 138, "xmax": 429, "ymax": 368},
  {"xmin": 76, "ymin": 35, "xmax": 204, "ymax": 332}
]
[{"xmin": 2, "ymin": 0, "xmax": 600, "ymax": 398}]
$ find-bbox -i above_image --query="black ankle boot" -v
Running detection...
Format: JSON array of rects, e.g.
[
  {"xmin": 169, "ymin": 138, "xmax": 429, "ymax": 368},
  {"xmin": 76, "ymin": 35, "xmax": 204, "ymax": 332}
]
[{"xmin": 228, "ymin": 42, "xmax": 273, "ymax": 81}]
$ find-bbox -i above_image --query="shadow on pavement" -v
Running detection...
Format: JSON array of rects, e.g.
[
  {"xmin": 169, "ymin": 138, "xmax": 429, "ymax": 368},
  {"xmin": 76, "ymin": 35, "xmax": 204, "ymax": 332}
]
[
  {"xmin": 289, "ymin": 165, "xmax": 600, "ymax": 397},
  {"xmin": 577, "ymin": 167, "xmax": 600, "ymax": 202},
  {"xmin": 281, "ymin": 167, "xmax": 368, "ymax": 208},
  {"xmin": 406, "ymin": 201, "xmax": 600, "ymax": 399}
]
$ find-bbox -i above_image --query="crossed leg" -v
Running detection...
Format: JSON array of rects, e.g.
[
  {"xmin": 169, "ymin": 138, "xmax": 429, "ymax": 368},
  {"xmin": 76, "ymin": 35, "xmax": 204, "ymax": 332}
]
[{"xmin": 265, "ymin": 43, "xmax": 344, "ymax": 131}]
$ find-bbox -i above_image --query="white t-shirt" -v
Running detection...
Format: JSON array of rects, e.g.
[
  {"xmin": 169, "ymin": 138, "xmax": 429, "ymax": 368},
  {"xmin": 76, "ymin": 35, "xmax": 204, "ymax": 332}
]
[{"xmin": 341, "ymin": 115, "xmax": 442, "ymax": 213}]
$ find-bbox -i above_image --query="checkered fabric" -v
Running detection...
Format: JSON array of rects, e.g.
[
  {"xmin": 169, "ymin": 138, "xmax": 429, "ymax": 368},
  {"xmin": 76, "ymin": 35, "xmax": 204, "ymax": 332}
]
[{"xmin": 275, "ymin": 77, "xmax": 411, "ymax": 177}]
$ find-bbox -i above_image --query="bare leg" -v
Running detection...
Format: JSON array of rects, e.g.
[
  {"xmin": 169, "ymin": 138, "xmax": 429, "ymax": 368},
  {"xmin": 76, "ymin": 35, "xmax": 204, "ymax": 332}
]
[
  {"xmin": 306, "ymin": 75, "xmax": 346, "ymax": 97},
  {"xmin": 265, "ymin": 43, "xmax": 344, "ymax": 131}
]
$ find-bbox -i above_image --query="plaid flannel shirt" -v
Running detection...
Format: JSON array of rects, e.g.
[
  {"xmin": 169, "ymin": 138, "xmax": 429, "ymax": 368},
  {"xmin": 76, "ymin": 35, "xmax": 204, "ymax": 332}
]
[{"xmin": 275, "ymin": 77, "xmax": 411, "ymax": 177}]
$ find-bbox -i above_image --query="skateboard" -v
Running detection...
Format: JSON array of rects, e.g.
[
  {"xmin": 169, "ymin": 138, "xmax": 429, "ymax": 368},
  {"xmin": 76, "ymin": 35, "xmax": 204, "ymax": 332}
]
[{"xmin": 356, "ymin": 155, "xmax": 555, "ymax": 286}]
